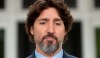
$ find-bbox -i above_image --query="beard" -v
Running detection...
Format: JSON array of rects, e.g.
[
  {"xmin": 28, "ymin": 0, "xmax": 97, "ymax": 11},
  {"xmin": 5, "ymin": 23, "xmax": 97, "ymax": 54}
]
[
  {"xmin": 40, "ymin": 40, "xmax": 59, "ymax": 55},
  {"xmin": 35, "ymin": 32, "xmax": 62, "ymax": 55}
]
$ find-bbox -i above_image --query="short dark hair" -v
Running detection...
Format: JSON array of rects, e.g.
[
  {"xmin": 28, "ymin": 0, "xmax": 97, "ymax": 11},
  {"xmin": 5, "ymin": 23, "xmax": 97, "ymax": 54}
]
[{"xmin": 25, "ymin": 0, "xmax": 73, "ymax": 42}]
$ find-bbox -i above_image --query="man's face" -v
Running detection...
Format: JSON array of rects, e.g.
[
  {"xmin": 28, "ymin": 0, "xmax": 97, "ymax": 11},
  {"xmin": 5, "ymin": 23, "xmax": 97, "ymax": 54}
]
[{"xmin": 30, "ymin": 7, "xmax": 66, "ymax": 54}]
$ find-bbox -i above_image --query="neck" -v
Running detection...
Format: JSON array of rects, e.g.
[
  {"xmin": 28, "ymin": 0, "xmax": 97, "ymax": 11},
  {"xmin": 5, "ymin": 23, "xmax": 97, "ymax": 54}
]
[{"xmin": 35, "ymin": 44, "xmax": 62, "ymax": 57}]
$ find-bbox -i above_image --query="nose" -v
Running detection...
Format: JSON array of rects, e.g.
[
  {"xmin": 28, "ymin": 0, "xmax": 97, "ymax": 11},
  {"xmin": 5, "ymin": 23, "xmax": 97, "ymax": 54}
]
[{"xmin": 47, "ymin": 23, "xmax": 55, "ymax": 34}]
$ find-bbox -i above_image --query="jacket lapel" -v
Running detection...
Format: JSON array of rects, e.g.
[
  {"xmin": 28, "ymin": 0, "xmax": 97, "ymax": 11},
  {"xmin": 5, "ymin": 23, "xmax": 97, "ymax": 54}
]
[
  {"xmin": 26, "ymin": 51, "xmax": 36, "ymax": 58},
  {"xmin": 63, "ymin": 50, "xmax": 77, "ymax": 58},
  {"xmin": 63, "ymin": 51, "xmax": 68, "ymax": 58}
]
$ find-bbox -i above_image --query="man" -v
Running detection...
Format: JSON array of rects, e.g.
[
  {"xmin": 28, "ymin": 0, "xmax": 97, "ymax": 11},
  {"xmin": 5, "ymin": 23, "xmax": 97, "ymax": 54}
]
[{"xmin": 25, "ymin": 0, "xmax": 77, "ymax": 58}]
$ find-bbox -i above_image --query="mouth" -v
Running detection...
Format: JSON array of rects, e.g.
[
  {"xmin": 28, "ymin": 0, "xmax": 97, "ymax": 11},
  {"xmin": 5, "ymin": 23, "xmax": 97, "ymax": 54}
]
[
  {"xmin": 46, "ymin": 37, "xmax": 54, "ymax": 41},
  {"xmin": 41, "ymin": 33, "xmax": 58, "ymax": 45},
  {"xmin": 43, "ymin": 36, "xmax": 57, "ymax": 45}
]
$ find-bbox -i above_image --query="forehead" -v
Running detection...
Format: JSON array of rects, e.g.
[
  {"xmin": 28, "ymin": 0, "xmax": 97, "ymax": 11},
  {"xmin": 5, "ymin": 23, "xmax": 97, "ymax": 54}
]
[{"xmin": 36, "ymin": 7, "xmax": 62, "ymax": 21}]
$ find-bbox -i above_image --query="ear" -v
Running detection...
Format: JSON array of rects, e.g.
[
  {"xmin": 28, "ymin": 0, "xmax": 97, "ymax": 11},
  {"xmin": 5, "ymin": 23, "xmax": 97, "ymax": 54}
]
[
  {"xmin": 64, "ymin": 31, "xmax": 67, "ymax": 35},
  {"xmin": 30, "ymin": 27, "xmax": 34, "ymax": 35},
  {"xmin": 64, "ymin": 32, "xmax": 66, "ymax": 36}
]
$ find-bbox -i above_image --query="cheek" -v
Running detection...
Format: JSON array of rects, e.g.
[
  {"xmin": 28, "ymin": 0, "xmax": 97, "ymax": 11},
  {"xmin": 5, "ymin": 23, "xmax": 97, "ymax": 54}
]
[
  {"xmin": 56, "ymin": 29, "xmax": 66, "ymax": 42},
  {"xmin": 59, "ymin": 32, "xmax": 65, "ymax": 41},
  {"xmin": 33, "ymin": 27, "xmax": 45, "ymax": 41}
]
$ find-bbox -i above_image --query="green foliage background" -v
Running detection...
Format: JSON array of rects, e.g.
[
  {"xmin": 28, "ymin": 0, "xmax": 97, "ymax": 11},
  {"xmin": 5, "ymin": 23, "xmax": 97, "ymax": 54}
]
[
  {"xmin": 96, "ymin": 29, "xmax": 100, "ymax": 58},
  {"xmin": 0, "ymin": 30, "xmax": 4, "ymax": 58}
]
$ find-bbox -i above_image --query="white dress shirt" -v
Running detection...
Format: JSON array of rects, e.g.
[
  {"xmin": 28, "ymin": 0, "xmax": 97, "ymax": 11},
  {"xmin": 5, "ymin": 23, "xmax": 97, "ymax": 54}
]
[{"xmin": 35, "ymin": 49, "xmax": 63, "ymax": 58}]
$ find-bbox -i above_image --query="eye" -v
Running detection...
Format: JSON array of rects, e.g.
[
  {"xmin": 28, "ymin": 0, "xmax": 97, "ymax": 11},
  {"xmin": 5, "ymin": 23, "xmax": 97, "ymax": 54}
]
[
  {"xmin": 56, "ymin": 22, "xmax": 61, "ymax": 26},
  {"xmin": 39, "ymin": 21, "xmax": 46, "ymax": 25}
]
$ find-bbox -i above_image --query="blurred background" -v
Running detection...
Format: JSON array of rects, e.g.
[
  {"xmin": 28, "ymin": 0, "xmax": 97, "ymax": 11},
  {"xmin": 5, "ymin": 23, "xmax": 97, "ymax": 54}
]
[{"xmin": 0, "ymin": 0, "xmax": 100, "ymax": 58}]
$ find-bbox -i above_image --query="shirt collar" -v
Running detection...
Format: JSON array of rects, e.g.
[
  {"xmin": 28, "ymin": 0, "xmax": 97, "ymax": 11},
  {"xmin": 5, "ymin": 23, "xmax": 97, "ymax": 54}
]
[{"xmin": 35, "ymin": 49, "xmax": 63, "ymax": 58}]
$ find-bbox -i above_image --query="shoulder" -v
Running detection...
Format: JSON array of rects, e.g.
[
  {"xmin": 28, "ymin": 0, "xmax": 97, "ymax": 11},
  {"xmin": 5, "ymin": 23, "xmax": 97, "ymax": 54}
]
[
  {"xmin": 26, "ymin": 51, "xmax": 36, "ymax": 58},
  {"xmin": 26, "ymin": 55, "xmax": 33, "ymax": 58},
  {"xmin": 63, "ymin": 50, "xmax": 78, "ymax": 58}
]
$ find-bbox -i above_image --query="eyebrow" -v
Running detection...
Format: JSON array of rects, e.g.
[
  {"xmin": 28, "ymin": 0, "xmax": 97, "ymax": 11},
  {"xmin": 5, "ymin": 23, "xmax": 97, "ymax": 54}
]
[
  {"xmin": 54, "ymin": 18, "xmax": 62, "ymax": 22},
  {"xmin": 38, "ymin": 18, "xmax": 62, "ymax": 22},
  {"xmin": 38, "ymin": 18, "xmax": 48, "ymax": 21}
]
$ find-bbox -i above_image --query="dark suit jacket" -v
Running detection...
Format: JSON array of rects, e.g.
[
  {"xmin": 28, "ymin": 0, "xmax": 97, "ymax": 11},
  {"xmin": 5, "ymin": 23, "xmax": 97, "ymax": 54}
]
[{"xmin": 26, "ymin": 50, "xmax": 78, "ymax": 58}]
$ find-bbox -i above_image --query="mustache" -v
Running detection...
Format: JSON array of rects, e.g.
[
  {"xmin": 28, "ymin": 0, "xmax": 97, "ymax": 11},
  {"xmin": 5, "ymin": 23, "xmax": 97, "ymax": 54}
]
[{"xmin": 42, "ymin": 32, "xmax": 57, "ymax": 42}]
